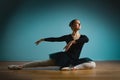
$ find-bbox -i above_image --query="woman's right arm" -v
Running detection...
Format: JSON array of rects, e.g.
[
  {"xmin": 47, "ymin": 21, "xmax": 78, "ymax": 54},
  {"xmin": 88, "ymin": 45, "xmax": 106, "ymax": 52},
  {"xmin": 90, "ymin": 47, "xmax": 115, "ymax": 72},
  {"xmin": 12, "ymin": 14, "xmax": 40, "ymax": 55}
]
[
  {"xmin": 43, "ymin": 35, "xmax": 68, "ymax": 42},
  {"xmin": 35, "ymin": 35, "xmax": 68, "ymax": 45},
  {"xmin": 35, "ymin": 38, "xmax": 45, "ymax": 45}
]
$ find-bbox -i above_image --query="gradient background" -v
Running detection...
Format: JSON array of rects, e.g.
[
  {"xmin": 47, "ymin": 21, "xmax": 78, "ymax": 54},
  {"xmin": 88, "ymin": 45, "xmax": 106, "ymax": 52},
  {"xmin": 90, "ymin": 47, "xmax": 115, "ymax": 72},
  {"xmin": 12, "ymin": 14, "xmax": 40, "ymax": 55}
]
[{"xmin": 0, "ymin": 0, "xmax": 120, "ymax": 61}]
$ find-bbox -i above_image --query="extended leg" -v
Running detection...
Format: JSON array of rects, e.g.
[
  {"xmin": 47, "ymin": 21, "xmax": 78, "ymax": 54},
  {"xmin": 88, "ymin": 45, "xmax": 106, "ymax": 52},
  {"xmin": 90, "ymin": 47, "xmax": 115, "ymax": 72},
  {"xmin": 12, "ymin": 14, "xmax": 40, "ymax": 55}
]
[
  {"xmin": 23, "ymin": 59, "xmax": 55, "ymax": 68},
  {"xmin": 8, "ymin": 59, "xmax": 55, "ymax": 70}
]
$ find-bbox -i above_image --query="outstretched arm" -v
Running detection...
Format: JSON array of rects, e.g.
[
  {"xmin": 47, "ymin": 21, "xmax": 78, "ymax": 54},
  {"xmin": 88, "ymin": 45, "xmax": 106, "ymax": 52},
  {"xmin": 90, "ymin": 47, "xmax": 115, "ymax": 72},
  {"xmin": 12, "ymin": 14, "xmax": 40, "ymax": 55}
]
[
  {"xmin": 35, "ymin": 35, "xmax": 67, "ymax": 45},
  {"xmin": 35, "ymin": 35, "xmax": 69, "ymax": 46}
]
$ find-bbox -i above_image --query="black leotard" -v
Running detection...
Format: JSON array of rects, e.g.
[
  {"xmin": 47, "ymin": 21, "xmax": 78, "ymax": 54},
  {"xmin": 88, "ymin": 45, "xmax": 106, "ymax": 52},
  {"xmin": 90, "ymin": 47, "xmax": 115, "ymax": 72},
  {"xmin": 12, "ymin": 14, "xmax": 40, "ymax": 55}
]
[{"xmin": 44, "ymin": 34, "xmax": 93, "ymax": 67}]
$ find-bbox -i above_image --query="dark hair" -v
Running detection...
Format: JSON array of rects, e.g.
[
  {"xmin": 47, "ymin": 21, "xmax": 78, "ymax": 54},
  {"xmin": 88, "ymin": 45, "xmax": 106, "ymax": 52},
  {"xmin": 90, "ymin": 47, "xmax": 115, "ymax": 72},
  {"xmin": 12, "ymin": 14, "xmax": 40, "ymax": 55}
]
[{"xmin": 69, "ymin": 19, "xmax": 79, "ymax": 27}]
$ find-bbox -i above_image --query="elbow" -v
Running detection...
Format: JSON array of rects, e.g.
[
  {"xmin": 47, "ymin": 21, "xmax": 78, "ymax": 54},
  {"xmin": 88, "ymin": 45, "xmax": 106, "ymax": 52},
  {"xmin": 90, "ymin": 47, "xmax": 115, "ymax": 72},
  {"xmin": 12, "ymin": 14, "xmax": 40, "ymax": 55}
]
[{"xmin": 85, "ymin": 38, "xmax": 89, "ymax": 43}]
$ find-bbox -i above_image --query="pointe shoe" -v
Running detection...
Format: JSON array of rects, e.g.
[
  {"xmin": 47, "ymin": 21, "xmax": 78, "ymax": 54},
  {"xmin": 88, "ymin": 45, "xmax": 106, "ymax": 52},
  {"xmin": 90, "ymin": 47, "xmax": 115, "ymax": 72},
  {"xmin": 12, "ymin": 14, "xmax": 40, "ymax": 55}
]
[
  {"xmin": 61, "ymin": 67, "xmax": 71, "ymax": 71},
  {"xmin": 8, "ymin": 65, "xmax": 23, "ymax": 70},
  {"xmin": 60, "ymin": 67, "xmax": 77, "ymax": 71}
]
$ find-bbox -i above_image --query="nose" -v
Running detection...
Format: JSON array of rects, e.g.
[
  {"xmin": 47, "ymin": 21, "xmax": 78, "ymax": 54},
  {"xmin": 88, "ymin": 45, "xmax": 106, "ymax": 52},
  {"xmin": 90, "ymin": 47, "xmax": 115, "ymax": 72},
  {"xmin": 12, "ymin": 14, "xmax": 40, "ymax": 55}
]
[{"xmin": 73, "ymin": 23, "xmax": 80, "ymax": 27}]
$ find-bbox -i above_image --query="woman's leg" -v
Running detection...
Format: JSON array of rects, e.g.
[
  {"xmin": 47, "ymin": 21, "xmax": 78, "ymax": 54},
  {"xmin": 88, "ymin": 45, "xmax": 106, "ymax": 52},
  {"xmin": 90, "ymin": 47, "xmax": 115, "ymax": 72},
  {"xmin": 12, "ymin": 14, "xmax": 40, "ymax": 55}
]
[
  {"xmin": 23, "ymin": 59, "xmax": 55, "ymax": 68},
  {"xmin": 73, "ymin": 61, "xmax": 96, "ymax": 70},
  {"xmin": 8, "ymin": 59, "xmax": 56, "ymax": 70},
  {"xmin": 61, "ymin": 61, "xmax": 96, "ymax": 71}
]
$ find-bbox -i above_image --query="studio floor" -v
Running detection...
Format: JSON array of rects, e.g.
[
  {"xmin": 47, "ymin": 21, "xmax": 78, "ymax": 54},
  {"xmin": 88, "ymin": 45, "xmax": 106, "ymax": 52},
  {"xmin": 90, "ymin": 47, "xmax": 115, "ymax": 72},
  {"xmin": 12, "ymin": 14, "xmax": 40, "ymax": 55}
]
[{"xmin": 0, "ymin": 61, "xmax": 120, "ymax": 80}]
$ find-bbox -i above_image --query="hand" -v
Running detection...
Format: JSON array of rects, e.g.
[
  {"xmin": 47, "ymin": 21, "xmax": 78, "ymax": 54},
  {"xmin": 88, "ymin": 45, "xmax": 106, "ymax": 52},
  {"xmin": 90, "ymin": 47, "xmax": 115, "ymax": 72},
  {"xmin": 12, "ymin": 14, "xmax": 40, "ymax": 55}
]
[
  {"xmin": 35, "ymin": 38, "xmax": 44, "ymax": 45},
  {"xmin": 63, "ymin": 40, "xmax": 76, "ymax": 51}
]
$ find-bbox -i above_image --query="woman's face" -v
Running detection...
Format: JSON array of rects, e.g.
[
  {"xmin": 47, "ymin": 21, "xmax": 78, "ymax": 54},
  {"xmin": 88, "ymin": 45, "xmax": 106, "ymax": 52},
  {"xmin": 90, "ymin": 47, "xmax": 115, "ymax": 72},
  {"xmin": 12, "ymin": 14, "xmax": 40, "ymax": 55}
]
[{"xmin": 71, "ymin": 20, "xmax": 81, "ymax": 31}]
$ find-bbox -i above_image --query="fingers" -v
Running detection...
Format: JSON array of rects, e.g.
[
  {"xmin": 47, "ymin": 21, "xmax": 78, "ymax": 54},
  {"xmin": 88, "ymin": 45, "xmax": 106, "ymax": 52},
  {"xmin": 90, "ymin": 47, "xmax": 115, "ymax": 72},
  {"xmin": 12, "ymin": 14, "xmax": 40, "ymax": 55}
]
[
  {"xmin": 35, "ymin": 39, "xmax": 44, "ymax": 46},
  {"xmin": 35, "ymin": 41, "xmax": 40, "ymax": 45}
]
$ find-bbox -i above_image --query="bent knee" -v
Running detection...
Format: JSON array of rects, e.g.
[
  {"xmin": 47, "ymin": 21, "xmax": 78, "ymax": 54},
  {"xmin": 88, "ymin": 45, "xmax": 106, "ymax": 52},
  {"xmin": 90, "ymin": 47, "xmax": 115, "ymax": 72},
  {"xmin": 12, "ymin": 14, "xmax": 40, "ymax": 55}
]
[
  {"xmin": 90, "ymin": 61, "xmax": 96, "ymax": 69},
  {"xmin": 84, "ymin": 61, "xmax": 96, "ymax": 69}
]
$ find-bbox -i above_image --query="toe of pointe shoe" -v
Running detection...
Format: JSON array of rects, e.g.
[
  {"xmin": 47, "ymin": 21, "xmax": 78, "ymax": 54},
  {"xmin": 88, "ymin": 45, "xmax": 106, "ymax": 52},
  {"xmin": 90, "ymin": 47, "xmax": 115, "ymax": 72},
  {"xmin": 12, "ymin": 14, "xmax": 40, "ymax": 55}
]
[{"xmin": 8, "ymin": 65, "xmax": 22, "ymax": 70}]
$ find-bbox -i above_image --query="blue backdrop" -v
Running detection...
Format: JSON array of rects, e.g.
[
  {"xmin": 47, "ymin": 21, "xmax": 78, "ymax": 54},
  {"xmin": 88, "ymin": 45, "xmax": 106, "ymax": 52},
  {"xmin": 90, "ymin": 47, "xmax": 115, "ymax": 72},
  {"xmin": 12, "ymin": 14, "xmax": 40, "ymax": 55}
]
[{"xmin": 0, "ymin": 0, "xmax": 120, "ymax": 61}]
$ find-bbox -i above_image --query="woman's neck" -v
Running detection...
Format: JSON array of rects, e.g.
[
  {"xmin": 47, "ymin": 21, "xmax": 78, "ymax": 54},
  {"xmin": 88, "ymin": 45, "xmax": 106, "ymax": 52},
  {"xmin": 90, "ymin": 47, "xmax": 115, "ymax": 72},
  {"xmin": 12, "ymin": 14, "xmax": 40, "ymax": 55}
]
[
  {"xmin": 71, "ymin": 31, "xmax": 81, "ymax": 40},
  {"xmin": 72, "ymin": 31, "xmax": 80, "ymax": 36}
]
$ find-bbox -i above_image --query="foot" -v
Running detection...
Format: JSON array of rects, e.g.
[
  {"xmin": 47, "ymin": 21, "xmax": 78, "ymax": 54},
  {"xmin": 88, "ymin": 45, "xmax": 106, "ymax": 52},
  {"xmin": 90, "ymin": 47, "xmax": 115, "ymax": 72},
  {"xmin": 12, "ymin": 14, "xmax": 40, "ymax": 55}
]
[
  {"xmin": 60, "ymin": 67, "xmax": 77, "ymax": 71},
  {"xmin": 8, "ymin": 65, "xmax": 23, "ymax": 70}
]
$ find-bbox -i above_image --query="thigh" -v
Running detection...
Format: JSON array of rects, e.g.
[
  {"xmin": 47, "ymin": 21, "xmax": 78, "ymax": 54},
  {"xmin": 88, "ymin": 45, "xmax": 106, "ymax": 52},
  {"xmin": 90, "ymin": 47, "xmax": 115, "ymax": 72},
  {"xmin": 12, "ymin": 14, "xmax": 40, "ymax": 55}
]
[{"xmin": 42, "ymin": 59, "xmax": 56, "ymax": 66}]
